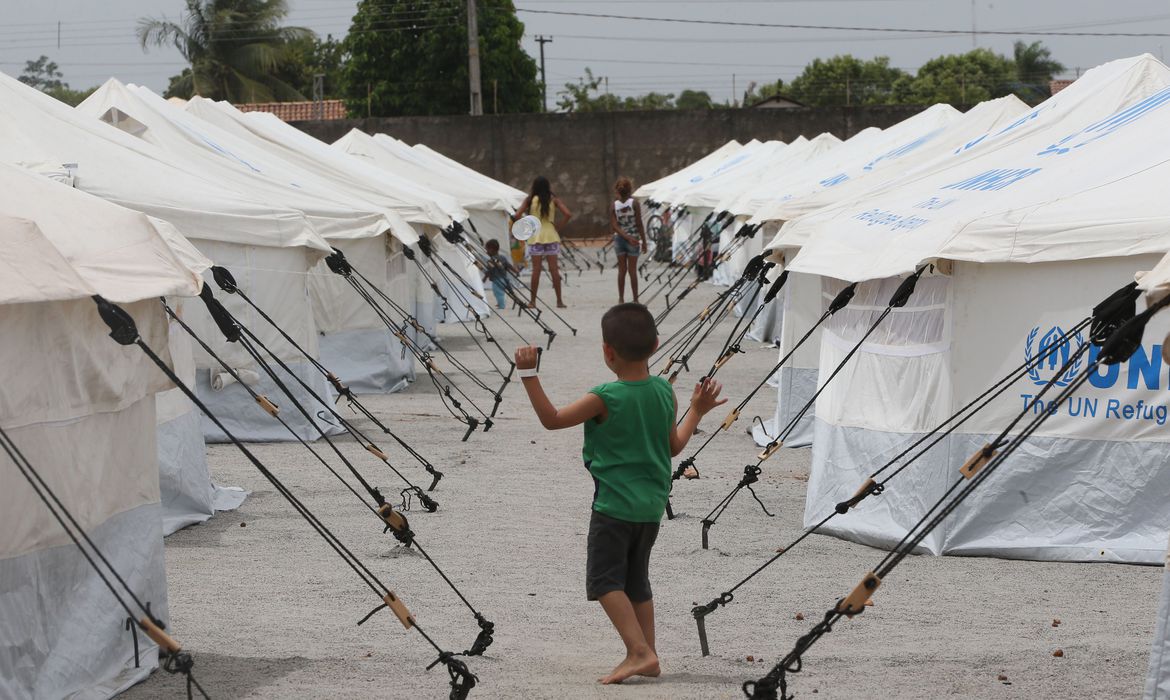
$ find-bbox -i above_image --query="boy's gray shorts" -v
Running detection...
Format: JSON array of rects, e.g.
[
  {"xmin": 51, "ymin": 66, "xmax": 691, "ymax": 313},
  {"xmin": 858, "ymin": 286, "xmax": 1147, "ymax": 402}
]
[{"xmin": 586, "ymin": 510, "xmax": 660, "ymax": 602}]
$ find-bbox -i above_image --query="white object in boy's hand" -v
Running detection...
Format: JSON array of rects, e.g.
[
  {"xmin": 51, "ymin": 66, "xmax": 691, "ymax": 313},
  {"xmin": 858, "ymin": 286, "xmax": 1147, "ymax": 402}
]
[{"xmin": 512, "ymin": 215, "xmax": 541, "ymax": 241}]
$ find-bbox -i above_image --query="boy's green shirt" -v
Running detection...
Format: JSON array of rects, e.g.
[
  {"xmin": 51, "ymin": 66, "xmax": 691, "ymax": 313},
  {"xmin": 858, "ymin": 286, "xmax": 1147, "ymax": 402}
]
[{"xmin": 583, "ymin": 376, "xmax": 674, "ymax": 523}]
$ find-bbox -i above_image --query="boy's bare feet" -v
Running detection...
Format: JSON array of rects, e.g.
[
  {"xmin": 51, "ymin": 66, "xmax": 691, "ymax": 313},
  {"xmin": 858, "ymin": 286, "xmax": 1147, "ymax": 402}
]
[{"xmin": 599, "ymin": 649, "xmax": 660, "ymax": 684}]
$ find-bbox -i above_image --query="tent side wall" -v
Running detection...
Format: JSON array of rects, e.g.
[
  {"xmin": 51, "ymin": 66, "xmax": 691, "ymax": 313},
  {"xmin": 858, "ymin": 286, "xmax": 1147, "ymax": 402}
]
[
  {"xmin": 804, "ymin": 256, "xmax": 1170, "ymax": 563},
  {"xmin": 179, "ymin": 240, "xmax": 339, "ymax": 442},
  {"xmin": 309, "ymin": 235, "xmax": 416, "ymax": 394},
  {"xmin": 156, "ymin": 315, "xmax": 246, "ymax": 534},
  {"xmin": 0, "ymin": 298, "xmax": 171, "ymax": 698},
  {"xmin": 752, "ymin": 271, "xmax": 824, "ymax": 448},
  {"xmin": 944, "ymin": 256, "xmax": 1170, "ymax": 563}
]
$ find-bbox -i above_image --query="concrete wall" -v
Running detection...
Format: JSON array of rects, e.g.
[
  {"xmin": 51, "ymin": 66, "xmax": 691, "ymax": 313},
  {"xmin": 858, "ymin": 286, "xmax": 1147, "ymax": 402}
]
[{"xmin": 294, "ymin": 105, "xmax": 933, "ymax": 237}]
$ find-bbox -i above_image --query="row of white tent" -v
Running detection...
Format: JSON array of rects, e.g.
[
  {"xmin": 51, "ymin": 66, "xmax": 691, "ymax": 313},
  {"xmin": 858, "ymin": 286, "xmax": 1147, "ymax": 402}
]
[
  {"xmin": 638, "ymin": 52, "xmax": 1170, "ymax": 564},
  {"xmin": 642, "ymin": 52, "xmax": 1170, "ymax": 698},
  {"xmin": 0, "ymin": 69, "xmax": 525, "ymax": 698}
]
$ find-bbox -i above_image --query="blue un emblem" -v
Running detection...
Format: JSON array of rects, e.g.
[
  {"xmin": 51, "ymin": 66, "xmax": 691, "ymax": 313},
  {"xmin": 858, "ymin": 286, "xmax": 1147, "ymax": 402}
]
[{"xmin": 1025, "ymin": 326, "xmax": 1085, "ymax": 387}]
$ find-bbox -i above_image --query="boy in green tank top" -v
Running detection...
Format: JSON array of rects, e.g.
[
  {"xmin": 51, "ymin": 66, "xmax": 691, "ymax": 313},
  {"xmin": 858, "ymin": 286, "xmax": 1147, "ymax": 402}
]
[{"xmin": 514, "ymin": 303, "xmax": 726, "ymax": 685}]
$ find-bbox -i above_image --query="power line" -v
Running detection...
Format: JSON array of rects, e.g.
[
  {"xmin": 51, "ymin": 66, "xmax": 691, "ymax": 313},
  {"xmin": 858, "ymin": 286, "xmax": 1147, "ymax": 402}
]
[{"xmin": 517, "ymin": 8, "xmax": 1170, "ymax": 38}]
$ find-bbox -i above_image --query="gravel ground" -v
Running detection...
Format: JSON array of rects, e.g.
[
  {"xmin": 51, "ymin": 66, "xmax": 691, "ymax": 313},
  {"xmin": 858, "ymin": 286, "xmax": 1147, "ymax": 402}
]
[{"xmin": 124, "ymin": 262, "xmax": 1162, "ymax": 700}]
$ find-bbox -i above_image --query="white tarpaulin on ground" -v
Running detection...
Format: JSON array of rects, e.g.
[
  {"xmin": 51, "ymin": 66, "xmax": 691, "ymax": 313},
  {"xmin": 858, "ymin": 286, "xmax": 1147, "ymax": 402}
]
[
  {"xmin": 779, "ymin": 54, "xmax": 1170, "ymax": 562},
  {"xmin": 77, "ymin": 81, "xmax": 418, "ymax": 394},
  {"xmin": 0, "ymin": 161, "xmax": 207, "ymax": 698}
]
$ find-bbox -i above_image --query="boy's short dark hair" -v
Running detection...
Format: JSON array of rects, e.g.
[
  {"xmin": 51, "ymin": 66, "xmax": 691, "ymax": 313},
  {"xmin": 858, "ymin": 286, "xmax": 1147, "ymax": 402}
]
[
  {"xmin": 486, "ymin": 238, "xmax": 500, "ymax": 251},
  {"xmin": 601, "ymin": 303, "xmax": 657, "ymax": 361}
]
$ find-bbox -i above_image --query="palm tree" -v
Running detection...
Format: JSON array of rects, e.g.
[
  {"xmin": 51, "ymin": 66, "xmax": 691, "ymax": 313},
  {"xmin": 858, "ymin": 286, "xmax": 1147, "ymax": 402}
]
[
  {"xmin": 138, "ymin": 0, "xmax": 315, "ymax": 102},
  {"xmin": 1014, "ymin": 41, "xmax": 1066, "ymax": 86}
]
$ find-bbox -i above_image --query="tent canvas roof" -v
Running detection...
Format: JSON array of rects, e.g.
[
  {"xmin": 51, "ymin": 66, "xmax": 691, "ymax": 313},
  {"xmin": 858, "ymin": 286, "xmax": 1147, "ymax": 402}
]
[
  {"xmin": 405, "ymin": 141, "xmax": 525, "ymax": 205},
  {"xmin": 634, "ymin": 139, "xmax": 745, "ymax": 201},
  {"xmin": 746, "ymin": 103, "xmax": 963, "ymax": 222},
  {"xmin": 185, "ymin": 97, "xmax": 466, "ymax": 226},
  {"xmin": 782, "ymin": 54, "xmax": 1170, "ymax": 282},
  {"xmin": 0, "ymin": 160, "xmax": 207, "ymax": 304},
  {"xmin": 334, "ymin": 130, "xmax": 519, "ymax": 213},
  {"xmin": 0, "ymin": 70, "xmax": 328, "ymax": 255},
  {"xmin": 754, "ymin": 96, "xmax": 1029, "ymax": 226},
  {"xmin": 75, "ymin": 80, "xmax": 417, "ymax": 245}
]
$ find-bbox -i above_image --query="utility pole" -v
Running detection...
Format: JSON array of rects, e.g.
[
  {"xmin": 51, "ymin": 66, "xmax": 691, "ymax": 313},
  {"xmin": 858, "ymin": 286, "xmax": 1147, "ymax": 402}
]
[
  {"xmin": 535, "ymin": 35, "xmax": 553, "ymax": 112},
  {"xmin": 467, "ymin": 0, "xmax": 483, "ymax": 115},
  {"xmin": 312, "ymin": 73, "xmax": 324, "ymax": 120},
  {"xmin": 970, "ymin": 0, "xmax": 976, "ymax": 48}
]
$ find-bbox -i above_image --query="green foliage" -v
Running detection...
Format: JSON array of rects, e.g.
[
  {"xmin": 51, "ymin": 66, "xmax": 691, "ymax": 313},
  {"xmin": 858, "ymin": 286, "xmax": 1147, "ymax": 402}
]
[
  {"xmin": 284, "ymin": 34, "xmax": 346, "ymax": 99},
  {"xmin": 140, "ymin": 0, "xmax": 314, "ymax": 102},
  {"xmin": 18, "ymin": 55, "xmax": 66, "ymax": 91},
  {"xmin": 905, "ymin": 48, "xmax": 1016, "ymax": 105},
  {"xmin": 45, "ymin": 85, "xmax": 99, "ymax": 107},
  {"xmin": 742, "ymin": 79, "xmax": 786, "ymax": 107},
  {"xmin": 18, "ymin": 55, "xmax": 97, "ymax": 106},
  {"xmin": 786, "ymin": 56, "xmax": 911, "ymax": 106},
  {"xmin": 1011, "ymin": 40, "xmax": 1067, "ymax": 103},
  {"xmin": 676, "ymin": 89, "xmax": 714, "ymax": 110},
  {"xmin": 341, "ymin": 0, "xmax": 540, "ymax": 117},
  {"xmin": 557, "ymin": 69, "xmax": 683, "ymax": 112}
]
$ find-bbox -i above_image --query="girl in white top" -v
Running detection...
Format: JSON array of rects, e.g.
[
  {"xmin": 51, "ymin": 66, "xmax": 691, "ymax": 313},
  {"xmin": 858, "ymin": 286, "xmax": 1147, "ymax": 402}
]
[{"xmin": 609, "ymin": 176, "xmax": 647, "ymax": 303}]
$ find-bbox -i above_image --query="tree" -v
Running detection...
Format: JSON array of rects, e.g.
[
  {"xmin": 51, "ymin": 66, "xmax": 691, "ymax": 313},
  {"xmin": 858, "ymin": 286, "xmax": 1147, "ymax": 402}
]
[
  {"xmin": 676, "ymin": 89, "xmax": 714, "ymax": 110},
  {"xmin": 17, "ymin": 55, "xmax": 97, "ymax": 106},
  {"xmin": 139, "ymin": 0, "xmax": 315, "ymax": 102},
  {"xmin": 341, "ymin": 0, "xmax": 540, "ymax": 117},
  {"xmin": 557, "ymin": 69, "xmax": 682, "ymax": 111},
  {"xmin": 284, "ymin": 34, "xmax": 346, "ymax": 100},
  {"xmin": 906, "ymin": 48, "xmax": 1016, "ymax": 105},
  {"xmin": 786, "ymin": 56, "xmax": 912, "ymax": 106},
  {"xmin": 1011, "ymin": 40, "xmax": 1066, "ymax": 103},
  {"xmin": 18, "ymin": 55, "xmax": 66, "ymax": 91}
]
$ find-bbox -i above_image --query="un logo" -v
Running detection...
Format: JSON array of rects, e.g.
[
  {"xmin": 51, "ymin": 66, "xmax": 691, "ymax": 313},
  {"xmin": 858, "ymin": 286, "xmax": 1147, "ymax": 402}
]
[{"xmin": 1025, "ymin": 326, "xmax": 1084, "ymax": 387}]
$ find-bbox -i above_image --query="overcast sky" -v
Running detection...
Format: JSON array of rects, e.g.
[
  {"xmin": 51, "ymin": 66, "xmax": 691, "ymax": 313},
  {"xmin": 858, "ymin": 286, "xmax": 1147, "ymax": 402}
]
[{"xmin": 5, "ymin": 0, "xmax": 1170, "ymax": 106}]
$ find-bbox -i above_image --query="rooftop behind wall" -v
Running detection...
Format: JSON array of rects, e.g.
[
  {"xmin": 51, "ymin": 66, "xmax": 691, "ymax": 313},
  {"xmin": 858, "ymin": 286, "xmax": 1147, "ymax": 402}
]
[{"xmin": 293, "ymin": 105, "xmax": 936, "ymax": 237}]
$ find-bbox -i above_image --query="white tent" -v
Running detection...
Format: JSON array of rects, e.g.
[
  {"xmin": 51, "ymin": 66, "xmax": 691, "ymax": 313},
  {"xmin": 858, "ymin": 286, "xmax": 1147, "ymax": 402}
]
[
  {"xmin": 0, "ymin": 70, "xmax": 337, "ymax": 444},
  {"xmin": 1137, "ymin": 259, "xmax": 1170, "ymax": 699},
  {"xmin": 183, "ymin": 98, "xmax": 489, "ymax": 324},
  {"xmin": 748, "ymin": 98, "xmax": 1030, "ymax": 444},
  {"xmin": 0, "ymin": 161, "xmax": 207, "ymax": 697},
  {"xmin": 333, "ymin": 129, "xmax": 523, "ymax": 243},
  {"xmin": 76, "ymin": 81, "xmax": 419, "ymax": 394},
  {"xmin": 777, "ymin": 54, "xmax": 1170, "ymax": 562},
  {"xmin": 705, "ymin": 134, "xmax": 842, "ymax": 286},
  {"xmin": 634, "ymin": 139, "xmax": 745, "ymax": 201}
]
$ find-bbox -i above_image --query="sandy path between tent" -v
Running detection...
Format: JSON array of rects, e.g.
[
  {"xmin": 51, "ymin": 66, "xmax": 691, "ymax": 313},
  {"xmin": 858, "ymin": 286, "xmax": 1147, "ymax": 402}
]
[{"xmin": 124, "ymin": 264, "xmax": 1162, "ymax": 700}]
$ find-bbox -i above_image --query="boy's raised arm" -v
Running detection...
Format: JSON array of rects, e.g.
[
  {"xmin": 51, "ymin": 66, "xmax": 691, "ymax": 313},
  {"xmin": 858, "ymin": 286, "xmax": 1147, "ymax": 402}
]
[
  {"xmin": 670, "ymin": 377, "xmax": 726, "ymax": 456},
  {"xmin": 515, "ymin": 346, "xmax": 605, "ymax": 430}
]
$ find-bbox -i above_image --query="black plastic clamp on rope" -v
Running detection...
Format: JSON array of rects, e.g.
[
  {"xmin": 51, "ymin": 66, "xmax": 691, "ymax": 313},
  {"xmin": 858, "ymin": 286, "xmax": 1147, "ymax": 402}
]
[
  {"xmin": 764, "ymin": 270, "xmax": 789, "ymax": 303},
  {"xmin": 828, "ymin": 282, "xmax": 858, "ymax": 314},
  {"xmin": 198, "ymin": 285, "xmax": 242, "ymax": 342},
  {"xmin": 326, "ymin": 248, "xmax": 353, "ymax": 276},
  {"xmin": 1090, "ymin": 281, "xmax": 1140, "ymax": 343},
  {"xmin": 95, "ymin": 295, "xmax": 139, "ymax": 345},
  {"xmin": 210, "ymin": 265, "xmax": 238, "ymax": 294},
  {"xmin": 428, "ymin": 652, "xmax": 478, "ymax": 700},
  {"xmin": 418, "ymin": 236, "xmax": 435, "ymax": 258}
]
